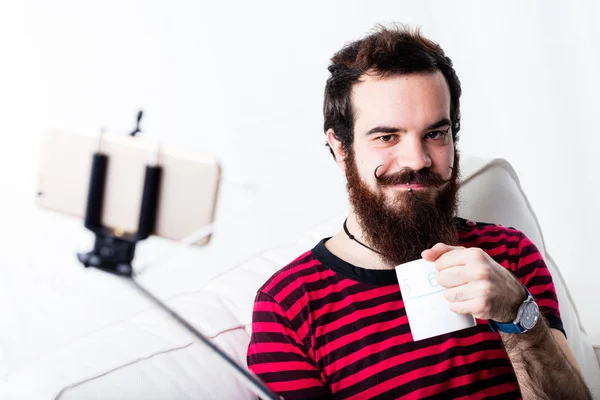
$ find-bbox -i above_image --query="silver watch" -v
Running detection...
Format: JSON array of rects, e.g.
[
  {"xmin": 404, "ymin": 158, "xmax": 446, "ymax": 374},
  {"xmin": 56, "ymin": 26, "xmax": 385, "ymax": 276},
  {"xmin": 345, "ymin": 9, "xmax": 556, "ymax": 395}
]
[{"xmin": 488, "ymin": 287, "xmax": 539, "ymax": 334}]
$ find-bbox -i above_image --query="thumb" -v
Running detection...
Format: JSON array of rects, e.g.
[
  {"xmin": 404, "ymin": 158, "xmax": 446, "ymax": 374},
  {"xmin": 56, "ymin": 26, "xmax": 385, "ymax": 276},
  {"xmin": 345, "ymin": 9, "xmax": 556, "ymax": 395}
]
[{"xmin": 421, "ymin": 243, "xmax": 460, "ymax": 262}]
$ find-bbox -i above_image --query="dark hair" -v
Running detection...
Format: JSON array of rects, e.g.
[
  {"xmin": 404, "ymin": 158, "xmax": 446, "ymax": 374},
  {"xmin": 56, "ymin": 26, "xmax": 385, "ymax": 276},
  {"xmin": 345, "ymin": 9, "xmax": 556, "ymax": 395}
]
[{"xmin": 323, "ymin": 24, "xmax": 462, "ymax": 159}]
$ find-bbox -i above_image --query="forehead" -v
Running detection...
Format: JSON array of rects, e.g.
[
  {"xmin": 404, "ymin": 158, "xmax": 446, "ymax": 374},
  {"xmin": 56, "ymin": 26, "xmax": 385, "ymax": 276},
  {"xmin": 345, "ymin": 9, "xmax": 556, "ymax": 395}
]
[{"xmin": 351, "ymin": 71, "xmax": 451, "ymax": 134}]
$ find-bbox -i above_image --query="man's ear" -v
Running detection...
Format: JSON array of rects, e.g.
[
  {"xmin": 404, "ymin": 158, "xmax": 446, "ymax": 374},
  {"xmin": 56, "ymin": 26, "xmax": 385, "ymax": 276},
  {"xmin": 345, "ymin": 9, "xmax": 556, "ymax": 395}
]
[{"xmin": 326, "ymin": 129, "xmax": 347, "ymax": 172}]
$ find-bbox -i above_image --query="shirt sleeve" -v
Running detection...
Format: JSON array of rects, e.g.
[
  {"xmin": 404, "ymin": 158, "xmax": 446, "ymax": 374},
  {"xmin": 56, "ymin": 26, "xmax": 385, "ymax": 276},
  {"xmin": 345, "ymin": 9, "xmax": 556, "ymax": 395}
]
[
  {"xmin": 247, "ymin": 290, "xmax": 331, "ymax": 400},
  {"xmin": 513, "ymin": 232, "xmax": 566, "ymax": 338}
]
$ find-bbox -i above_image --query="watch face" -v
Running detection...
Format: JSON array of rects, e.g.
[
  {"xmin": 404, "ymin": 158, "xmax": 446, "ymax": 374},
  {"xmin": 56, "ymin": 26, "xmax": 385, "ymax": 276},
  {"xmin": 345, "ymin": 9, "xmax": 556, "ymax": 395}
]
[{"xmin": 521, "ymin": 301, "xmax": 539, "ymax": 330}]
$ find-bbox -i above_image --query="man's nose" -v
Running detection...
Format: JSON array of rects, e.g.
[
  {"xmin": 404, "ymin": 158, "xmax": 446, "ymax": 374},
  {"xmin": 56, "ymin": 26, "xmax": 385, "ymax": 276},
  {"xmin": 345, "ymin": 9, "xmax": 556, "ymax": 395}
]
[{"xmin": 395, "ymin": 137, "xmax": 432, "ymax": 171}]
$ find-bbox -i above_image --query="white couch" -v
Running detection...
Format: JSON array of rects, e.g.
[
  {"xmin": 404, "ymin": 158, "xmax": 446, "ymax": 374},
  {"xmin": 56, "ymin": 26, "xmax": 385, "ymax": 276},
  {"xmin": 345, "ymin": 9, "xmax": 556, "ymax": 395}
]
[{"xmin": 1, "ymin": 155, "xmax": 599, "ymax": 399}]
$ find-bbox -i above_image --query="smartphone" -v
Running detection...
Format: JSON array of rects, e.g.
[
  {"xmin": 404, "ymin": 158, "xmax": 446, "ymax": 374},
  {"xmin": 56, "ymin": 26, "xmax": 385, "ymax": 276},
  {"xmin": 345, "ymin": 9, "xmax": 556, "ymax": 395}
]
[{"xmin": 36, "ymin": 130, "xmax": 221, "ymax": 245}]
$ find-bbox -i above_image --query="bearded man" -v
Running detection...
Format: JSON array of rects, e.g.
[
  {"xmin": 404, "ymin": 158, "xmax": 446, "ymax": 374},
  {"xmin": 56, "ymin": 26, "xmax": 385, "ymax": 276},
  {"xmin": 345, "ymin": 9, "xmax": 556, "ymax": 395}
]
[{"xmin": 246, "ymin": 25, "xmax": 591, "ymax": 399}]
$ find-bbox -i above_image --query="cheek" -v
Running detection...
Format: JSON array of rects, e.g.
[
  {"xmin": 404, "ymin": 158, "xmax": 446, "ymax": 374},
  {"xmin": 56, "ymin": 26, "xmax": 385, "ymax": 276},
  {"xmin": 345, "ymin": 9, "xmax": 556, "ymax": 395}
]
[
  {"xmin": 356, "ymin": 159, "xmax": 378, "ymax": 185},
  {"xmin": 359, "ymin": 148, "xmax": 398, "ymax": 177},
  {"xmin": 448, "ymin": 151, "xmax": 455, "ymax": 175},
  {"xmin": 432, "ymin": 148, "xmax": 454, "ymax": 178},
  {"xmin": 353, "ymin": 146, "xmax": 385, "ymax": 177}
]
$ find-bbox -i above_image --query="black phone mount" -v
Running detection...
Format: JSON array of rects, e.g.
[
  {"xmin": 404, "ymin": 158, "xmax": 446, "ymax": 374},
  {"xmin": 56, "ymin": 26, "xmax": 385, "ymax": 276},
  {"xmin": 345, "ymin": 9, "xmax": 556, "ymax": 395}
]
[{"xmin": 77, "ymin": 150, "xmax": 162, "ymax": 276}]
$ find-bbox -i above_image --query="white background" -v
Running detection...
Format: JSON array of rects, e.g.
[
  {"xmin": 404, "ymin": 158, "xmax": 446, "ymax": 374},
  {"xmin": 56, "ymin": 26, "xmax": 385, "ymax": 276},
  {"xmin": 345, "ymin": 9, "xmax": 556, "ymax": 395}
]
[{"xmin": 0, "ymin": 0, "xmax": 598, "ymax": 365}]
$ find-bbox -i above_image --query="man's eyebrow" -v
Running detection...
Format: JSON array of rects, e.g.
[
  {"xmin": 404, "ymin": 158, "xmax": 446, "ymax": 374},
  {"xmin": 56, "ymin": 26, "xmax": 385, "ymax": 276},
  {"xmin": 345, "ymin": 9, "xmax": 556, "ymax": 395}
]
[
  {"xmin": 364, "ymin": 118, "xmax": 451, "ymax": 136},
  {"xmin": 426, "ymin": 118, "xmax": 452, "ymax": 131},
  {"xmin": 365, "ymin": 126, "xmax": 404, "ymax": 136}
]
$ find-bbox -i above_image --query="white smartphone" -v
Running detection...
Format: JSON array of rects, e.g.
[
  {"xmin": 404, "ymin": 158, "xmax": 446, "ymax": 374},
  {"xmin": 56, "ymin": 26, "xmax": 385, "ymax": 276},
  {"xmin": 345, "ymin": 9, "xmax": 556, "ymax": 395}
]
[{"xmin": 36, "ymin": 130, "xmax": 221, "ymax": 245}]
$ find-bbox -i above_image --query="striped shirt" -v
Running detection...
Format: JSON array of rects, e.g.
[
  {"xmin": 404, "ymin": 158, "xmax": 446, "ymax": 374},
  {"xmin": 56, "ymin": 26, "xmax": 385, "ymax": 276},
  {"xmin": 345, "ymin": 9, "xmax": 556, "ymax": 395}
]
[{"xmin": 247, "ymin": 218, "xmax": 564, "ymax": 399}]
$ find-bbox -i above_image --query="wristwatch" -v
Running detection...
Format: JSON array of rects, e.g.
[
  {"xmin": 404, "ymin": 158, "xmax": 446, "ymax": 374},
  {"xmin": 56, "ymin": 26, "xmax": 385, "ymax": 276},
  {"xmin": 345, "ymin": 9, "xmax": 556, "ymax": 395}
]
[{"xmin": 488, "ymin": 286, "xmax": 539, "ymax": 334}]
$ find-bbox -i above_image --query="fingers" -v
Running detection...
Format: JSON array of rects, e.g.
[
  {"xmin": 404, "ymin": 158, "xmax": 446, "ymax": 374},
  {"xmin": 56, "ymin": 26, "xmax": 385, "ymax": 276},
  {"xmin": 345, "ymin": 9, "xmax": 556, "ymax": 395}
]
[
  {"xmin": 421, "ymin": 243, "xmax": 463, "ymax": 262},
  {"xmin": 444, "ymin": 281, "xmax": 495, "ymax": 319},
  {"xmin": 447, "ymin": 296, "xmax": 491, "ymax": 320},
  {"xmin": 437, "ymin": 266, "xmax": 477, "ymax": 288},
  {"xmin": 442, "ymin": 281, "xmax": 483, "ymax": 302},
  {"xmin": 434, "ymin": 247, "xmax": 487, "ymax": 272},
  {"xmin": 447, "ymin": 298, "xmax": 476, "ymax": 315}
]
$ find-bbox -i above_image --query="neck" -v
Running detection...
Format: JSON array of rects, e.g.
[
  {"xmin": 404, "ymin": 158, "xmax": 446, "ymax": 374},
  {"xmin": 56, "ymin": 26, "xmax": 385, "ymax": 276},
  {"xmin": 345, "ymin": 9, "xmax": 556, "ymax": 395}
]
[{"xmin": 325, "ymin": 212, "xmax": 395, "ymax": 270}]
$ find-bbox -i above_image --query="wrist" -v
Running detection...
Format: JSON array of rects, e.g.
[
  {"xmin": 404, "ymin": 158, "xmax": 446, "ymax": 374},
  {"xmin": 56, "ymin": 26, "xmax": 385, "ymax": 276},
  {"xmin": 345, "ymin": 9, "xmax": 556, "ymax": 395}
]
[
  {"xmin": 495, "ymin": 283, "xmax": 527, "ymax": 323},
  {"xmin": 489, "ymin": 285, "xmax": 540, "ymax": 335}
]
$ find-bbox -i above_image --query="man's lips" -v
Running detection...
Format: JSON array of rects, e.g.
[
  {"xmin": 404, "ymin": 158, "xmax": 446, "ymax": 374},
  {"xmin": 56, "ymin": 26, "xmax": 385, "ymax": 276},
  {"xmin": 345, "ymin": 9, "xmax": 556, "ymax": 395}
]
[{"xmin": 393, "ymin": 183, "xmax": 429, "ymax": 190}]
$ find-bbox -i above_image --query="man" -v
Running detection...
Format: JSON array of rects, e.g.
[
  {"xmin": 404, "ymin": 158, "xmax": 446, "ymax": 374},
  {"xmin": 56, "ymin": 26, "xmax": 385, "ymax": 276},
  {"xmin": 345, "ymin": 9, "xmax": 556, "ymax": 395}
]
[{"xmin": 247, "ymin": 25, "xmax": 591, "ymax": 399}]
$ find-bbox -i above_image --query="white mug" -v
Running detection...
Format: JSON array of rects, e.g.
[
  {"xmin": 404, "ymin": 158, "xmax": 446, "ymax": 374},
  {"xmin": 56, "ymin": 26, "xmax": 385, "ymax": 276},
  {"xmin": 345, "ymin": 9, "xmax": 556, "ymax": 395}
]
[{"xmin": 395, "ymin": 258, "xmax": 476, "ymax": 341}]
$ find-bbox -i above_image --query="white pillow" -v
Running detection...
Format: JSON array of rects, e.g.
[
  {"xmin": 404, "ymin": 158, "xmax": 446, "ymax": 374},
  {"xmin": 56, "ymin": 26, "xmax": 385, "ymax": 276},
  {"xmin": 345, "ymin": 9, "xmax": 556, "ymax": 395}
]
[{"xmin": 457, "ymin": 157, "xmax": 600, "ymax": 395}]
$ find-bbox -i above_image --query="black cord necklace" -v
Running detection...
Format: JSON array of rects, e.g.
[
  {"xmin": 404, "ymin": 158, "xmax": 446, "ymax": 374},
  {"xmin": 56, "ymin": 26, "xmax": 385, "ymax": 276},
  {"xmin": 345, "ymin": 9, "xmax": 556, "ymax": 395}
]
[{"xmin": 343, "ymin": 219, "xmax": 382, "ymax": 255}]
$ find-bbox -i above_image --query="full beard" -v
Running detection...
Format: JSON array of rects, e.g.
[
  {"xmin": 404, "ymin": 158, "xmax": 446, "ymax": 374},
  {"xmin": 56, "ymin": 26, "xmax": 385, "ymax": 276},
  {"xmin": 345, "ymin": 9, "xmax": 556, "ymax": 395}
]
[{"xmin": 345, "ymin": 149, "xmax": 461, "ymax": 267}]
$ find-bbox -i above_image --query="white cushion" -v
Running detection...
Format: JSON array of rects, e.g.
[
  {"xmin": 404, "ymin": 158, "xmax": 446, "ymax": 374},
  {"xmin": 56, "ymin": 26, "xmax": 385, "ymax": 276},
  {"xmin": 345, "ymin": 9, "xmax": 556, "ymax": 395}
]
[
  {"xmin": 1, "ymin": 155, "xmax": 598, "ymax": 399},
  {"xmin": 456, "ymin": 157, "xmax": 600, "ymax": 395}
]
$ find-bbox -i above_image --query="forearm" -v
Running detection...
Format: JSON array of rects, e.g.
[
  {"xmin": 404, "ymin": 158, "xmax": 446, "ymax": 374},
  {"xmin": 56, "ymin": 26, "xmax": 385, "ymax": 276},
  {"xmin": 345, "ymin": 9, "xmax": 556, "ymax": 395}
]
[{"xmin": 501, "ymin": 317, "xmax": 591, "ymax": 399}]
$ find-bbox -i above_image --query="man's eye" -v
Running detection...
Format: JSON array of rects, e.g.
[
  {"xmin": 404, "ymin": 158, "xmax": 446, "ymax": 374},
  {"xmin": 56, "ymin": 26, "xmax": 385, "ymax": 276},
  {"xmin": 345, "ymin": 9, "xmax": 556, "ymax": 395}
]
[
  {"xmin": 426, "ymin": 130, "xmax": 448, "ymax": 140},
  {"xmin": 379, "ymin": 135, "xmax": 394, "ymax": 142}
]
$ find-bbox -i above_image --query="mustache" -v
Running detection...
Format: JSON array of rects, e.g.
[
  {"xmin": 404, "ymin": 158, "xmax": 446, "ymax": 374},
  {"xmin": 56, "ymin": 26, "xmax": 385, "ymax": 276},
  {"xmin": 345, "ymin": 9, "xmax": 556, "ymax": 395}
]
[{"xmin": 374, "ymin": 165, "xmax": 453, "ymax": 187}]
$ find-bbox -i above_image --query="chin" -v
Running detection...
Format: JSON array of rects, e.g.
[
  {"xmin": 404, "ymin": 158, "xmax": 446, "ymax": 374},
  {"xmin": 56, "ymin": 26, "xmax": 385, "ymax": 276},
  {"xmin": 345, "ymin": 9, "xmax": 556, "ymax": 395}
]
[{"xmin": 384, "ymin": 193, "xmax": 413, "ymax": 211}]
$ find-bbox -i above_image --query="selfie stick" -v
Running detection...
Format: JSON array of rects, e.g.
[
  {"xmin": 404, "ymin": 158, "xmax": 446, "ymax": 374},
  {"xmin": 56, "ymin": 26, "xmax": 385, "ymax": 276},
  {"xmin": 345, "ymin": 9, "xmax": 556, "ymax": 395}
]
[{"xmin": 77, "ymin": 133, "xmax": 281, "ymax": 400}]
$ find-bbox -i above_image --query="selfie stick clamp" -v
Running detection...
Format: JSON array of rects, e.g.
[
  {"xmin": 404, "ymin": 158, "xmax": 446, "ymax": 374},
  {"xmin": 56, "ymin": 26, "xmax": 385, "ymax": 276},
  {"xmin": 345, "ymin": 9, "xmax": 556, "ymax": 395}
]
[{"xmin": 77, "ymin": 145, "xmax": 162, "ymax": 277}]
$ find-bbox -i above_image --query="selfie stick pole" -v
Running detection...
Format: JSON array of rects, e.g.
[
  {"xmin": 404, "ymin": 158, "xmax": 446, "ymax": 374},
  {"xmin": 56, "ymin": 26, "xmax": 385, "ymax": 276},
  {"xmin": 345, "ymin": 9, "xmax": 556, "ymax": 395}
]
[{"xmin": 77, "ymin": 134, "xmax": 281, "ymax": 400}]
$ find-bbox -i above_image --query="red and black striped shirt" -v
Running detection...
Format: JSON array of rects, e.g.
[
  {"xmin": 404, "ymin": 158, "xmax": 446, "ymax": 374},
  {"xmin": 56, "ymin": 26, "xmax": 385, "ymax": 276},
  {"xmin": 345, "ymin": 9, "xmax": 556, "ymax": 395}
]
[{"xmin": 247, "ymin": 218, "xmax": 564, "ymax": 399}]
